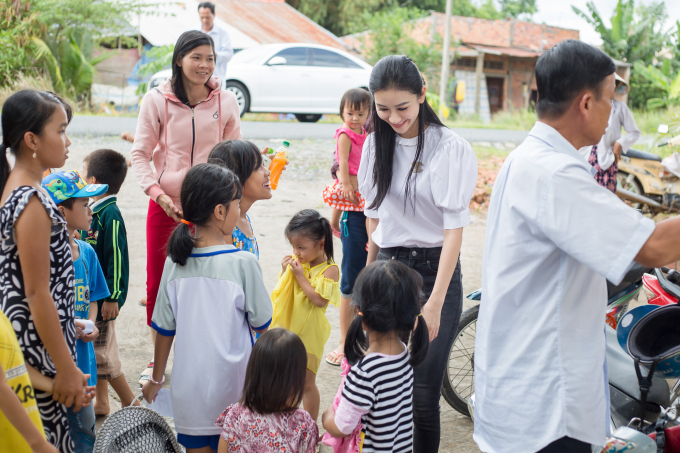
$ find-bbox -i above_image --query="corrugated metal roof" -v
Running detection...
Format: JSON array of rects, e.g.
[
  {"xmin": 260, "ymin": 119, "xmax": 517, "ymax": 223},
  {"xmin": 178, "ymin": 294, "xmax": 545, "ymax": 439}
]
[
  {"xmin": 213, "ymin": 0, "xmax": 348, "ymax": 50},
  {"xmin": 468, "ymin": 45, "xmax": 541, "ymax": 58}
]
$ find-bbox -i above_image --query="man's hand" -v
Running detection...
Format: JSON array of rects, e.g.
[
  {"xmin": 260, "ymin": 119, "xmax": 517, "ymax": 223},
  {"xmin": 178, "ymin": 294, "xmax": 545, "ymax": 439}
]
[
  {"xmin": 613, "ymin": 142, "xmax": 623, "ymax": 164},
  {"xmin": 101, "ymin": 302, "xmax": 119, "ymax": 320}
]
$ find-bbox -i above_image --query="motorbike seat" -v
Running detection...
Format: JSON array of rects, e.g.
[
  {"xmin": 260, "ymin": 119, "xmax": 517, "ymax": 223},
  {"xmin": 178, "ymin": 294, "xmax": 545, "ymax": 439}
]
[
  {"xmin": 606, "ymin": 326, "xmax": 670, "ymax": 407},
  {"xmin": 655, "ymin": 268, "xmax": 680, "ymax": 301},
  {"xmin": 607, "ymin": 263, "xmax": 651, "ymax": 300},
  {"xmin": 623, "ymin": 148, "xmax": 662, "ymax": 162}
]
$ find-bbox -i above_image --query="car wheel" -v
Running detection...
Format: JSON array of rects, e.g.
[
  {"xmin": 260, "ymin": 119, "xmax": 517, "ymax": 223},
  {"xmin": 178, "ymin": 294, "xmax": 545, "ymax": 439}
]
[
  {"xmin": 295, "ymin": 114, "xmax": 322, "ymax": 123},
  {"xmin": 226, "ymin": 81, "xmax": 249, "ymax": 117}
]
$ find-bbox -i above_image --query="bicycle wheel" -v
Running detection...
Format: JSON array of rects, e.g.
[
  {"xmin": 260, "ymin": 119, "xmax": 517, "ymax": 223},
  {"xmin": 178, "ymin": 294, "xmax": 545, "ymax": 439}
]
[{"xmin": 441, "ymin": 304, "xmax": 479, "ymax": 416}]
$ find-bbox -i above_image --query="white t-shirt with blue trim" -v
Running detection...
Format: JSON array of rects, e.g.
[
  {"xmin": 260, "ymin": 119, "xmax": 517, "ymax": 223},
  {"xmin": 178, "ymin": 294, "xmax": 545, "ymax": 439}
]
[{"xmin": 151, "ymin": 245, "xmax": 272, "ymax": 436}]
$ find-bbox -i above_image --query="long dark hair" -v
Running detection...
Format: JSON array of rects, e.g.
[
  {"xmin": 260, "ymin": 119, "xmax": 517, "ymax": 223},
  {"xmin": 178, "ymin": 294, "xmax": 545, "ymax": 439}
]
[
  {"xmin": 208, "ymin": 140, "xmax": 263, "ymax": 184},
  {"xmin": 240, "ymin": 328, "xmax": 307, "ymax": 414},
  {"xmin": 0, "ymin": 90, "xmax": 72, "ymax": 192},
  {"xmin": 171, "ymin": 31, "xmax": 216, "ymax": 105},
  {"xmin": 167, "ymin": 163, "xmax": 242, "ymax": 265},
  {"xmin": 368, "ymin": 55, "xmax": 444, "ymax": 211},
  {"xmin": 284, "ymin": 209, "xmax": 334, "ymax": 264},
  {"xmin": 345, "ymin": 260, "xmax": 429, "ymax": 367}
]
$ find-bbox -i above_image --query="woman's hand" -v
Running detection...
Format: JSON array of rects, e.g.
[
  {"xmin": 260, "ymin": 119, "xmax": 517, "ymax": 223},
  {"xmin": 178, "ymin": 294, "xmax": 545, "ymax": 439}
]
[
  {"xmin": 142, "ymin": 379, "xmax": 162, "ymax": 404},
  {"xmin": 156, "ymin": 194, "xmax": 183, "ymax": 222},
  {"xmin": 421, "ymin": 296, "xmax": 444, "ymax": 342},
  {"xmin": 613, "ymin": 142, "xmax": 623, "ymax": 164},
  {"xmin": 52, "ymin": 364, "xmax": 87, "ymax": 410}
]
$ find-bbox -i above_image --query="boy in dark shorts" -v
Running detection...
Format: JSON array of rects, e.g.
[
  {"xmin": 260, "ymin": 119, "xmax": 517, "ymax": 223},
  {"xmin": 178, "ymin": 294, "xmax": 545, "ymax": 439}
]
[{"xmin": 81, "ymin": 149, "xmax": 137, "ymax": 414}]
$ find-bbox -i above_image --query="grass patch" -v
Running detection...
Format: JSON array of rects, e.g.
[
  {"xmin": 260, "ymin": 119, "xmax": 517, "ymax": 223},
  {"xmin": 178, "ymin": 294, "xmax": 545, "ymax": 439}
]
[{"xmin": 471, "ymin": 145, "xmax": 510, "ymax": 160}]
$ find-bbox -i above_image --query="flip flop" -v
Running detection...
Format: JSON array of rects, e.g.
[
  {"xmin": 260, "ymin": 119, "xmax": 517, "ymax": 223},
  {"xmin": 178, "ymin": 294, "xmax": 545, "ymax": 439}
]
[
  {"xmin": 332, "ymin": 227, "xmax": 341, "ymax": 239},
  {"xmin": 138, "ymin": 297, "xmax": 147, "ymax": 307},
  {"xmin": 138, "ymin": 361, "xmax": 154, "ymax": 385},
  {"xmin": 325, "ymin": 351, "xmax": 344, "ymax": 367}
]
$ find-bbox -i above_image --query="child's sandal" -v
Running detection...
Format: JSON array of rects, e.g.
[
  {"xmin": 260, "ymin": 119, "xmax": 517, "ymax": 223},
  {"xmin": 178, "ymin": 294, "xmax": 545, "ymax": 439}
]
[
  {"xmin": 138, "ymin": 361, "xmax": 154, "ymax": 385},
  {"xmin": 325, "ymin": 351, "xmax": 344, "ymax": 367}
]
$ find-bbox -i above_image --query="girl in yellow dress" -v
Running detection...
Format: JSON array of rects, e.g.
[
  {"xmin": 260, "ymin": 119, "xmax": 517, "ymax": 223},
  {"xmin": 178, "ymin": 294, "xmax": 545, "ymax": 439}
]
[{"xmin": 271, "ymin": 209, "xmax": 340, "ymax": 421}]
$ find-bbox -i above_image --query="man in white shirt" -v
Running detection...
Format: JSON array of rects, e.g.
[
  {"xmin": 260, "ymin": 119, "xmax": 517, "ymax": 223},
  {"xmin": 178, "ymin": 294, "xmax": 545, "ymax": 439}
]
[
  {"xmin": 197, "ymin": 2, "xmax": 233, "ymax": 86},
  {"xmin": 474, "ymin": 39, "xmax": 680, "ymax": 453}
]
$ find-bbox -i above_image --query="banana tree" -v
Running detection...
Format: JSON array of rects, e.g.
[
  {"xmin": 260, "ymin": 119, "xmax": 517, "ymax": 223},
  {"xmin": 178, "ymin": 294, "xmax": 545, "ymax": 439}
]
[
  {"xmin": 633, "ymin": 60, "xmax": 680, "ymax": 109},
  {"xmin": 31, "ymin": 32, "xmax": 112, "ymax": 99}
]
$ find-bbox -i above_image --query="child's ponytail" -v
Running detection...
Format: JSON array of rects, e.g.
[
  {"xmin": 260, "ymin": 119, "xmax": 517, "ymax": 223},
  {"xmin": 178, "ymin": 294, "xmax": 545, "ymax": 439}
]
[
  {"xmin": 166, "ymin": 162, "xmax": 242, "ymax": 265},
  {"xmin": 0, "ymin": 90, "xmax": 72, "ymax": 192},
  {"xmin": 346, "ymin": 260, "xmax": 429, "ymax": 366}
]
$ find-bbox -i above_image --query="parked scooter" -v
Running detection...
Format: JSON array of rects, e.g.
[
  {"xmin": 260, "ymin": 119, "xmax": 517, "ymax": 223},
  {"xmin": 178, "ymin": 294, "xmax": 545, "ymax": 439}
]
[{"xmin": 442, "ymin": 264, "xmax": 671, "ymax": 429}]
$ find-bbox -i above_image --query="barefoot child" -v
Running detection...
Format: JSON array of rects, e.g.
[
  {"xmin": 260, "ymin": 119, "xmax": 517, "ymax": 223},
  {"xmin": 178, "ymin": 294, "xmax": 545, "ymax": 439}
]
[
  {"xmin": 79, "ymin": 149, "xmax": 137, "ymax": 414},
  {"xmin": 215, "ymin": 328, "xmax": 318, "ymax": 453},
  {"xmin": 271, "ymin": 210, "xmax": 340, "ymax": 421},
  {"xmin": 42, "ymin": 170, "xmax": 110, "ymax": 452},
  {"xmin": 142, "ymin": 163, "xmax": 272, "ymax": 453},
  {"xmin": 322, "ymin": 261, "xmax": 429, "ymax": 452},
  {"xmin": 1, "ymin": 90, "xmax": 89, "ymax": 452},
  {"xmin": 322, "ymin": 89, "xmax": 371, "ymax": 367}
]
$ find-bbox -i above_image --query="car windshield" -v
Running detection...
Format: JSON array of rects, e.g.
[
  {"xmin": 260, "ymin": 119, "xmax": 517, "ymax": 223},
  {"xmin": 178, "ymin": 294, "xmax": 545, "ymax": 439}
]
[{"xmin": 231, "ymin": 46, "xmax": 279, "ymax": 64}]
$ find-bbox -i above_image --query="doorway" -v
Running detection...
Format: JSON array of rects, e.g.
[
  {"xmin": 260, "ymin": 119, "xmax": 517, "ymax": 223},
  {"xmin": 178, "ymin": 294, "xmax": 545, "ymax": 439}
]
[{"xmin": 486, "ymin": 77, "xmax": 504, "ymax": 114}]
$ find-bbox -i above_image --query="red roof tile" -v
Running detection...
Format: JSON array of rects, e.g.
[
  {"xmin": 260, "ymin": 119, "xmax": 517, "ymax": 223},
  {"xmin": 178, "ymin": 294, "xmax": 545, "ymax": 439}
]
[{"xmin": 213, "ymin": 0, "xmax": 348, "ymax": 50}]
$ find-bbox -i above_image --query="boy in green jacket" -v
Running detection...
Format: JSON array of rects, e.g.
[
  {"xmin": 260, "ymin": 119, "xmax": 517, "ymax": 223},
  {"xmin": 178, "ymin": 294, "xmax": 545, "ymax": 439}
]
[{"xmin": 82, "ymin": 149, "xmax": 138, "ymax": 415}]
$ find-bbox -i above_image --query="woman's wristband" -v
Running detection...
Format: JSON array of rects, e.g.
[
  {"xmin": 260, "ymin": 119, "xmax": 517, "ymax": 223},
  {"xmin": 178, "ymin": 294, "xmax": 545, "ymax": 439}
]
[{"xmin": 149, "ymin": 374, "xmax": 165, "ymax": 385}]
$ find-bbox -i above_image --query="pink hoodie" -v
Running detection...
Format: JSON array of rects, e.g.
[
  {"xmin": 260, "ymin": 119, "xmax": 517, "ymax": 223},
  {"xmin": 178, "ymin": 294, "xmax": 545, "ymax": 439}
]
[{"xmin": 130, "ymin": 77, "xmax": 242, "ymax": 206}]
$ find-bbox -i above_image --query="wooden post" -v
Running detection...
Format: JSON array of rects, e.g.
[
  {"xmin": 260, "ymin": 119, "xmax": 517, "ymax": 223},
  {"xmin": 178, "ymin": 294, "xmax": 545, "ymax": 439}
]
[
  {"xmin": 525, "ymin": 70, "xmax": 534, "ymax": 111},
  {"xmin": 438, "ymin": 0, "xmax": 453, "ymax": 118},
  {"xmin": 475, "ymin": 51, "xmax": 484, "ymax": 116}
]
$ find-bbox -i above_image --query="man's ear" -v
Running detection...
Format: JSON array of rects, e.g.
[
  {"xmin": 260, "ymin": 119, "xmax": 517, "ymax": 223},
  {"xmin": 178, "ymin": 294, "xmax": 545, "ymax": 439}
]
[{"xmin": 577, "ymin": 91, "xmax": 593, "ymax": 117}]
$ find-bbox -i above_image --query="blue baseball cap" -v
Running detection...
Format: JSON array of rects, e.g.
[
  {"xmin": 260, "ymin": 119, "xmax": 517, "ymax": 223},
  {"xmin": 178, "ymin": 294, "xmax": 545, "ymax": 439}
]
[{"xmin": 42, "ymin": 170, "xmax": 108, "ymax": 206}]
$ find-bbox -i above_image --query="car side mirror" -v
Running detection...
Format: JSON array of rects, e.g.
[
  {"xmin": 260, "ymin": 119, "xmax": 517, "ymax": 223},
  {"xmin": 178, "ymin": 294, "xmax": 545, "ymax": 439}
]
[{"xmin": 267, "ymin": 56, "xmax": 287, "ymax": 66}]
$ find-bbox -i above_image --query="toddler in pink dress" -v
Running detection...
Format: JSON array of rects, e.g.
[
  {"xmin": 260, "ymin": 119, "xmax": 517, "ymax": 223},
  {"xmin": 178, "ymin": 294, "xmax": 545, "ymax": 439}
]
[{"xmin": 215, "ymin": 328, "xmax": 318, "ymax": 453}]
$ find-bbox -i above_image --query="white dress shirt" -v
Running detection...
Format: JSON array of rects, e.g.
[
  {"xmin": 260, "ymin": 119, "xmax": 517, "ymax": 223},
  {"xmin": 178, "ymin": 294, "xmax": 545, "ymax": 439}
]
[
  {"xmin": 198, "ymin": 23, "xmax": 234, "ymax": 84},
  {"xmin": 474, "ymin": 122, "xmax": 655, "ymax": 453},
  {"xmin": 578, "ymin": 99, "xmax": 641, "ymax": 171},
  {"xmin": 358, "ymin": 125, "xmax": 478, "ymax": 248}
]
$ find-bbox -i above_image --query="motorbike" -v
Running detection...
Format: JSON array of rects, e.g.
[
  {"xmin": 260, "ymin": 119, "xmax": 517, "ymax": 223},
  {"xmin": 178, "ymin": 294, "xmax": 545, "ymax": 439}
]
[{"xmin": 442, "ymin": 264, "xmax": 671, "ymax": 429}]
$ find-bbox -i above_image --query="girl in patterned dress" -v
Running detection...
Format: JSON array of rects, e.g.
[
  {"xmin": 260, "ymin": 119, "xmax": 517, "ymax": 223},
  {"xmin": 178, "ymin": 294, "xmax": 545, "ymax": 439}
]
[
  {"xmin": 215, "ymin": 328, "xmax": 318, "ymax": 453},
  {"xmin": 0, "ymin": 90, "xmax": 93, "ymax": 452},
  {"xmin": 209, "ymin": 140, "xmax": 276, "ymax": 259}
]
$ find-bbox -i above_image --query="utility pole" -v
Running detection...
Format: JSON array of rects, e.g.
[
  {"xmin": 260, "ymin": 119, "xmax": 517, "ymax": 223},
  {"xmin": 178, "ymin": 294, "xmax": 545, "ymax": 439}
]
[{"xmin": 438, "ymin": 0, "xmax": 453, "ymax": 118}]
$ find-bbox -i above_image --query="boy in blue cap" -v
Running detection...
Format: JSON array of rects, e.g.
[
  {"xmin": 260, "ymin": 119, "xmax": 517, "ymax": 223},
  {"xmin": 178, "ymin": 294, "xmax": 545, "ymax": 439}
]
[{"xmin": 42, "ymin": 170, "xmax": 110, "ymax": 453}]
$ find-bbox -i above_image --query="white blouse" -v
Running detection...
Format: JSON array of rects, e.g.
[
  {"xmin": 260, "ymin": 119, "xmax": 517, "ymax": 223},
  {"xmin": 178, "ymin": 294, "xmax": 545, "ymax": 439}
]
[
  {"xmin": 578, "ymin": 99, "xmax": 641, "ymax": 171},
  {"xmin": 358, "ymin": 125, "xmax": 478, "ymax": 248}
]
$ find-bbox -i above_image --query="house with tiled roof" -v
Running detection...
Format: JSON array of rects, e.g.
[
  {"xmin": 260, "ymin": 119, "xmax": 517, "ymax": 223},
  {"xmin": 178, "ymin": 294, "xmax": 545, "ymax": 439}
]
[{"xmin": 343, "ymin": 13, "xmax": 628, "ymax": 121}]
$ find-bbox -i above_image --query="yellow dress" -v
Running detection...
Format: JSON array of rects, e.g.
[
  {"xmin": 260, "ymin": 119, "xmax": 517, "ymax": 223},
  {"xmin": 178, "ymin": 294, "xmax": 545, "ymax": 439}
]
[{"xmin": 271, "ymin": 261, "xmax": 341, "ymax": 373}]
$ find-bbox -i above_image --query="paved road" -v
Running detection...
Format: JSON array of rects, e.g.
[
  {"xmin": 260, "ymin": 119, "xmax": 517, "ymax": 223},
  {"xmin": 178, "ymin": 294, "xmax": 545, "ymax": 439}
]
[{"xmin": 68, "ymin": 115, "xmax": 528, "ymax": 143}]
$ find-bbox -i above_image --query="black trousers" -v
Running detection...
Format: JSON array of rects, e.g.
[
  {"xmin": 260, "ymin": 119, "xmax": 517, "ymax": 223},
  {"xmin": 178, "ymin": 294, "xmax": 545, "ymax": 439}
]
[
  {"xmin": 537, "ymin": 437, "xmax": 592, "ymax": 453},
  {"xmin": 377, "ymin": 246, "xmax": 463, "ymax": 453}
]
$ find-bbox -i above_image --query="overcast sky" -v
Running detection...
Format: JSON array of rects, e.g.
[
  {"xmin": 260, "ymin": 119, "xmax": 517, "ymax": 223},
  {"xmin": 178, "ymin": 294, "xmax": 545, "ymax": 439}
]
[{"xmin": 532, "ymin": 0, "xmax": 680, "ymax": 45}]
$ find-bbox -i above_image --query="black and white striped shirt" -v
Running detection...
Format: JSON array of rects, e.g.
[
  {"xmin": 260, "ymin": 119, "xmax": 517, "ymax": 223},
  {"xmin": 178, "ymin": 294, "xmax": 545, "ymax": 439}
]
[{"xmin": 341, "ymin": 348, "xmax": 413, "ymax": 452}]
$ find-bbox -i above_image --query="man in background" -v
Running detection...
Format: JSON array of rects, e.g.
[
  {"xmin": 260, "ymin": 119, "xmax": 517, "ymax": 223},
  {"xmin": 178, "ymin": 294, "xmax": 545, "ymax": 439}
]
[{"xmin": 197, "ymin": 1, "xmax": 233, "ymax": 86}]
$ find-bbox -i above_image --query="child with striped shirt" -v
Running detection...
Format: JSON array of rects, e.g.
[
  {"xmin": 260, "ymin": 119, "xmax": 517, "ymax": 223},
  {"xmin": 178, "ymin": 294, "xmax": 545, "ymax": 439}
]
[{"xmin": 322, "ymin": 261, "xmax": 429, "ymax": 452}]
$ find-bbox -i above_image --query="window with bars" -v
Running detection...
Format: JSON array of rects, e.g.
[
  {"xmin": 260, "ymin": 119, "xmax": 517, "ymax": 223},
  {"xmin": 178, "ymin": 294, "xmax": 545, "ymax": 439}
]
[{"xmin": 453, "ymin": 58, "xmax": 505, "ymax": 71}]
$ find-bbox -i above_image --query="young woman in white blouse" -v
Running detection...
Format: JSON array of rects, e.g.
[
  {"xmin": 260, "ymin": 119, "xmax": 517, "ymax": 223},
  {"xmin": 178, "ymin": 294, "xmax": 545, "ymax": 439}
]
[{"xmin": 358, "ymin": 55, "xmax": 477, "ymax": 452}]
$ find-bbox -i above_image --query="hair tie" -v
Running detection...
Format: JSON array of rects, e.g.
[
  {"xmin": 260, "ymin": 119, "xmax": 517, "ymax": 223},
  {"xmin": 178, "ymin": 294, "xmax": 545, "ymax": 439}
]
[
  {"xmin": 180, "ymin": 219, "xmax": 192, "ymax": 226},
  {"xmin": 357, "ymin": 311, "xmax": 363, "ymax": 317},
  {"xmin": 418, "ymin": 313, "xmax": 422, "ymax": 317}
]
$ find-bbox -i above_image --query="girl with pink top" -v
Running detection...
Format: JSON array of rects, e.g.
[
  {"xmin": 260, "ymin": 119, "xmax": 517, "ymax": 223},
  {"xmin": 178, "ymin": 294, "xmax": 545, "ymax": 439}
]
[
  {"xmin": 130, "ymin": 30, "xmax": 241, "ymax": 382},
  {"xmin": 215, "ymin": 328, "xmax": 318, "ymax": 453},
  {"xmin": 323, "ymin": 89, "xmax": 372, "ymax": 367}
]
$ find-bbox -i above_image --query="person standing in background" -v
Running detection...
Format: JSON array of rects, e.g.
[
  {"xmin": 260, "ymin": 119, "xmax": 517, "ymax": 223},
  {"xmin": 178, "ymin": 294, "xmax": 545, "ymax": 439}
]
[{"xmin": 197, "ymin": 2, "xmax": 233, "ymax": 86}]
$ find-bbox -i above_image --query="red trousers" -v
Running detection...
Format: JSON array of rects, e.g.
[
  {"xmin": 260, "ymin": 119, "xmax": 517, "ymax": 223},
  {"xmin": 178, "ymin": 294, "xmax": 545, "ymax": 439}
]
[{"xmin": 146, "ymin": 199, "xmax": 178, "ymax": 326}]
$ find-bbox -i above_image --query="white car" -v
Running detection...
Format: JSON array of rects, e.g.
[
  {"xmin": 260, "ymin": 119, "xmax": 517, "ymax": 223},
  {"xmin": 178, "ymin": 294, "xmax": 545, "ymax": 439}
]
[{"xmin": 147, "ymin": 43, "xmax": 372, "ymax": 122}]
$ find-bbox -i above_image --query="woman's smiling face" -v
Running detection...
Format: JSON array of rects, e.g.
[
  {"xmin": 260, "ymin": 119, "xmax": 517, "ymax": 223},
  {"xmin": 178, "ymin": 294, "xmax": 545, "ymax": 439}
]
[{"xmin": 373, "ymin": 87, "xmax": 426, "ymax": 139}]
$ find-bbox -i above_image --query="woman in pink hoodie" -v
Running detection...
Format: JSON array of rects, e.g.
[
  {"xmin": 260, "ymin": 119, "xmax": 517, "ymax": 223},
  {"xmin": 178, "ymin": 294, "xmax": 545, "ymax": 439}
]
[{"xmin": 130, "ymin": 31, "xmax": 242, "ymax": 364}]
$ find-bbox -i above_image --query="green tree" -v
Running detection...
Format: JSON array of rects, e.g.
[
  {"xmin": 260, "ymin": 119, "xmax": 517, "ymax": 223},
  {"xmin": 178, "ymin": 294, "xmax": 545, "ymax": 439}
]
[
  {"xmin": 498, "ymin": 0, "xmax": 537, "ymax": 19},
  {"xmin": 633, "ymin": 60, "xmax": 680, "ymax": 110},
  {"xmin": 0, "ymin": 0, "xmax": 42, "ymax": 87}
]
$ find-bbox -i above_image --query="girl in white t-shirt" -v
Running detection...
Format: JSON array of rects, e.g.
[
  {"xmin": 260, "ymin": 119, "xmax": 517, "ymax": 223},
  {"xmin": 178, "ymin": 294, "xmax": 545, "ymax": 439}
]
[
  {"xmin": 142, "ymin": 163, "xmax": 272, "ymax": 453},
  {"xmin": 358, "ymin": 55, "xmax": 477, "ymax": 452}
]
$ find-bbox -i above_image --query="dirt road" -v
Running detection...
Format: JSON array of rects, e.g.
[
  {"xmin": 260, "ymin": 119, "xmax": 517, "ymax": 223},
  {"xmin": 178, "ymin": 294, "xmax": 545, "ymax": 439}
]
[{"xmin": 67, "ymin": 135, "xmax": 483, "ymax": 452}]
